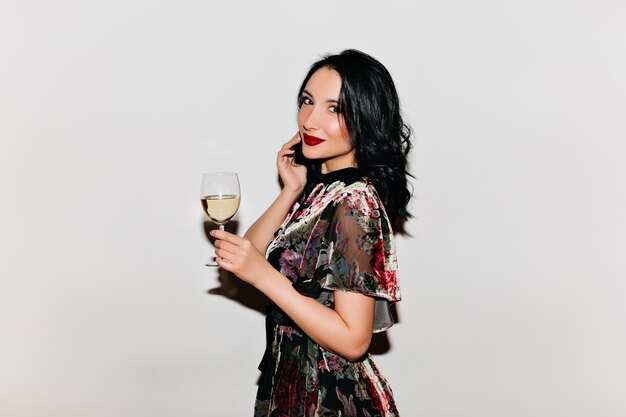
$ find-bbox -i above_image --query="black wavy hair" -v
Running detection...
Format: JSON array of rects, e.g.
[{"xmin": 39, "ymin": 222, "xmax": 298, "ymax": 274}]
[{"xmin": 295, "ymin": 49, "xmax": 413, "ymax": 224}]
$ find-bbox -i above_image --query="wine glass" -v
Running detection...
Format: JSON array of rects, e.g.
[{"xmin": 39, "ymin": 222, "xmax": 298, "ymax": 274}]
[{"xmin": 201, "ymin": 172, "xmax": 240, "ymax": 266}]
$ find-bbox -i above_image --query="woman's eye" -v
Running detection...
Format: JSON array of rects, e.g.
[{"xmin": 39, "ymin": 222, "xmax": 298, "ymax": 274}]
[
  {"xmin": 329, "ymin": 106, "xmax": 341, "ymax": 114},
  {"xmin": 298, "ymin": 97, "xmax": 313, "ymax": 107}
]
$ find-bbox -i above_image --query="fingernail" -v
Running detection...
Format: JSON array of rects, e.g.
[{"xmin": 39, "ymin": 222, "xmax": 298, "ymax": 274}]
[{"xmin": 209, "ymin": 230, "xmax": 215, "ymax": 236}]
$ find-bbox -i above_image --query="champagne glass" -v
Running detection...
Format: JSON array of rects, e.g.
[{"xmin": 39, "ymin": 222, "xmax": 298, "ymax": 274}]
[{"xmin": 201, "ymin": 172, "xmax": 240, "ymax": 266}]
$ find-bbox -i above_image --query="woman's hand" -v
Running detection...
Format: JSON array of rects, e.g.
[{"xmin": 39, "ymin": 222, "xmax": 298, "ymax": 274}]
[
  {"xmin": 211, "ymin": 229, "xmax": 275, "ymax": 287},
  {"xmin": 277, "ymin": 133, "xmax": 307, "ymax": 195}
]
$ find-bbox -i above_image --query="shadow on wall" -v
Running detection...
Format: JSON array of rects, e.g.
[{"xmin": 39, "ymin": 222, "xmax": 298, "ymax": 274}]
[
  {"xmin": 202, "ymin": 220, "xmax": 395, "ymax": 355},
  {"xmin": 203, "ymin": 220, "xmax": 272, "ymax": 314}
]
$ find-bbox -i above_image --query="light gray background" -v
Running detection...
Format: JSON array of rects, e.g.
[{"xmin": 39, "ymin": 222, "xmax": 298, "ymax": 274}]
[{"xmin": 1, "ymin": 1, "xmax": 625, "ymax": 416}]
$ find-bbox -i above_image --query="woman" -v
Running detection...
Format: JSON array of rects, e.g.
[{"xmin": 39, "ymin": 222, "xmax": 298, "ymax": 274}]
[{"xmin": 211, "ymin": 49, "xmax": 412, "ymax": 417}]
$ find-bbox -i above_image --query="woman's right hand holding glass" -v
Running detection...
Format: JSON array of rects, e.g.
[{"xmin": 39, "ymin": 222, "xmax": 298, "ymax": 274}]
[{"xmin": 277, "ymin": 132, "xmax": 307, "ymax": 195}]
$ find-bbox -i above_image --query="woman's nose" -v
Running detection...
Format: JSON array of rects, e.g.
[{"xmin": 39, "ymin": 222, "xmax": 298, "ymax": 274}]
[{"xmin": 301, "ymin": 107, "xmax": 320, "ymax": 131}]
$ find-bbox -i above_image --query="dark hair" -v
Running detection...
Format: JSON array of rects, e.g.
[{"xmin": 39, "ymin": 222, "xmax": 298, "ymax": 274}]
[{"xmin": 296, "ymin": 49, "xmax": 413, "ymax": 224}]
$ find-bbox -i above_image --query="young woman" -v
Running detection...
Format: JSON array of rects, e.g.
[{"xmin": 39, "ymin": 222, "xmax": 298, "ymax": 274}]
[{"xmin": 211, "ymin": 49, "xmax": 412, "ymax": 417}]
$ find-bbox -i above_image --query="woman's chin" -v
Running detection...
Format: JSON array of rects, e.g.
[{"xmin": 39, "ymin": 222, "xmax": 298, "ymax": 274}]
[{"xmin": 302, "ymin": 149, "xmax": 321, "ymax": 160}]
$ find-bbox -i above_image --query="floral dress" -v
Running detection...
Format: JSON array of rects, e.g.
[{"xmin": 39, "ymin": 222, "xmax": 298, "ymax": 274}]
[{"xmin": 254, "ymin": 167, "xmax": 401, "ymax": 417}]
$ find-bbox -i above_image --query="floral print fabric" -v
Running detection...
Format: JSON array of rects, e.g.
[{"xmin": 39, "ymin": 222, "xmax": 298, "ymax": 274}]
[{"xmin": 255, "ymin": 168, "xmax": 401, "ymax": 417}]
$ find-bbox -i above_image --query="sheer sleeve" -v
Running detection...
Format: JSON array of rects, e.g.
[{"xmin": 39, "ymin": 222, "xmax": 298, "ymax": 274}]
[{"xmin": 318, "ymin": 185, "xmax": 401, "ymax": 332}]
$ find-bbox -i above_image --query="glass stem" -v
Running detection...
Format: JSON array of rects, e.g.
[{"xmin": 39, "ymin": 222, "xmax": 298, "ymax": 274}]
[{"xmin": 219, "ymin": 223, "xmax": 225, "ymax": 232}]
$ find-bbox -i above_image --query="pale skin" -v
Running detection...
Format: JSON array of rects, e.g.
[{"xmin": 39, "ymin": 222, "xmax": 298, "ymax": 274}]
[{"xmin": 212, "ymin": 67, "xmax": 375, "ymax": 361}]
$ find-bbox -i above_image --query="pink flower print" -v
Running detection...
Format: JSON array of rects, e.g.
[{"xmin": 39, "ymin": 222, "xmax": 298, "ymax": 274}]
[
  {"xmin": 355, "ymin": 379, "xmax": 371, "ymax": 402},
  {"xmin": 280, "ymin": 325, "xmax": 299, "ymax": 341},
  {"xmin": 345, "ymin": 258, "xmax": 362, "ymax": 288},
  {"xmin": 344, "ymin": 191, "xmax": 372, "ymax": 218},
  {"xmin": 334, "ymin": 222, "xmax": 347, "ymax": 253},
  {"xmin": 280, "ymin": 249, "xmax": 302, "ymax": 281},
  {"xmin": 336, "ymin": 388, "xmax": 358, "ymax": 417},
  {"xmin": 301, "ymin": 221, "xmax": 328, "ymax": 275},
  {"xmin": 320, "ymin": 351, "xmax": 346, "ymax": 373},
  {"xmin": 356, "ymin": 233, "xmax": 374, "ymax": 255},
  {"xmin": 369, "ymin": 239, "xmax": 398, "ymax": 296},
  {"xmin": 304, "ymin": 183, "xmax": 325, "ymax": 205},
  {"xmin": 363, "ymin": 374, "xmax": 385, "ymax": 413},
  {"xmin": 363, "ymin": 192, "xmax": 379, "ymax": 212},
  {"xmin": 273, "ymin": 361, "xmax": 306, "ymax": 412}
]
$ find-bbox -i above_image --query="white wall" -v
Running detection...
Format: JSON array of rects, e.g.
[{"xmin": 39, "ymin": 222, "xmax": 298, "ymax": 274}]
[{"xmin": 1, "ymin": 1, "xmax": 625, "ymax": 416}]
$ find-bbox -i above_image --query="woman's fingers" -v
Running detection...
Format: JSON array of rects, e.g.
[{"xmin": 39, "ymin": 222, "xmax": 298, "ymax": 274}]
[
  {"xmin": 214, "ymin": 239, "xmax": 240, "ymax": 256},
  {"xmin": 211, "ymin": 232, "xmax": 269, "ymax": 286},
  {"xmin": 215, "ymin": 254, "xmax": 234, "ymax": 271},
  {"xmin": 211, "ymin": 230, "xmax": 254, "ymax": 265},
  {"xmin": 215, "ymin": 248, "xmax": 234, "ymax": 264},
  {"xmin": 210, "ymin": 229, "xmax": 243, "ymax": 244},
  {"xmin": 213, "ymin": 240, "xmax": 240, "ymax": 268},
  {"xmin": 278, "ymin": 148, "xmax": 294, "ymax": 159}
]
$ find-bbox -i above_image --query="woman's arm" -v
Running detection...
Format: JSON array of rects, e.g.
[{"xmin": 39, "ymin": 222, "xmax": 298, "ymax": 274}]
[
  {"xmin": 244, "ymin": 133, "xmax": 307, "ymax": 254},
  {"xmin": 256, "ymin": 263, "xmax": 375, "ymax": 361},
  {"xmin": 243, "ymin": 189, "xmax": 300, "ymax": 254},
  {"xmin": 212, "ymin": 230, "xmax": 375, "ymax": 361}
]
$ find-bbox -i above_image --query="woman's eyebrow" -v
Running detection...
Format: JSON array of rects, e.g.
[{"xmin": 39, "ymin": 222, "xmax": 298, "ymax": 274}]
[{"xmin": 302, "ymin": 89, "xmax": 339, "ymax": 104}]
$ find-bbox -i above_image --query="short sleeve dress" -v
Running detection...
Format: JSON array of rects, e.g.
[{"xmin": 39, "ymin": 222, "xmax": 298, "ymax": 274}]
[{"xmin": 255, "ymin": 167, "xmax": 401, "ymax": 417}]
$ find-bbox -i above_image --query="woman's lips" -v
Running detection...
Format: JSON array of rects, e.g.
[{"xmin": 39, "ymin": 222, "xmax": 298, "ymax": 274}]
[{"xmin": 303, "ymin": 133, "xmax": 325, "ymax": 146}]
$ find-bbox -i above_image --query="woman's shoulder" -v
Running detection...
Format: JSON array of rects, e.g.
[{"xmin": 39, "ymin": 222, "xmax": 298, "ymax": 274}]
[
  {"xmin": 323, "ymin": 179, "xmax": 396, "ymax": 237},
  {"xmin": 331, "ymin": 178, "xmax": 384, "ymax": 211},
  {"xmin": 307, "ymin": 168, "xmax": 389, "ymax": 220}
]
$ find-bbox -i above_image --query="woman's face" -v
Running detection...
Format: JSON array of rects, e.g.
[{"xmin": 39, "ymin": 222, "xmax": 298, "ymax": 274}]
[{"xmin": 298, "ymin": 67, "xmax": 356, "ymax": 173}]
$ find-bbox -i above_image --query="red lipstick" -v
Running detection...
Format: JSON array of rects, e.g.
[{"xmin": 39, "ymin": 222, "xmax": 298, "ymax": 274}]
[{"xmin": 303, "ymin": 133, "xmax": 325, "ymax": 146}]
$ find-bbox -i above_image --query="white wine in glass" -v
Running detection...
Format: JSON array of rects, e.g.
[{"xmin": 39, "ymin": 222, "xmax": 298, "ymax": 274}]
[
  {"xmin": 201, "ymin": 172, "xmax": 240, "ymax": 266},
  {"xmin": 201, "ymin": 195, "xmax": 240, "ymax": 225}
]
